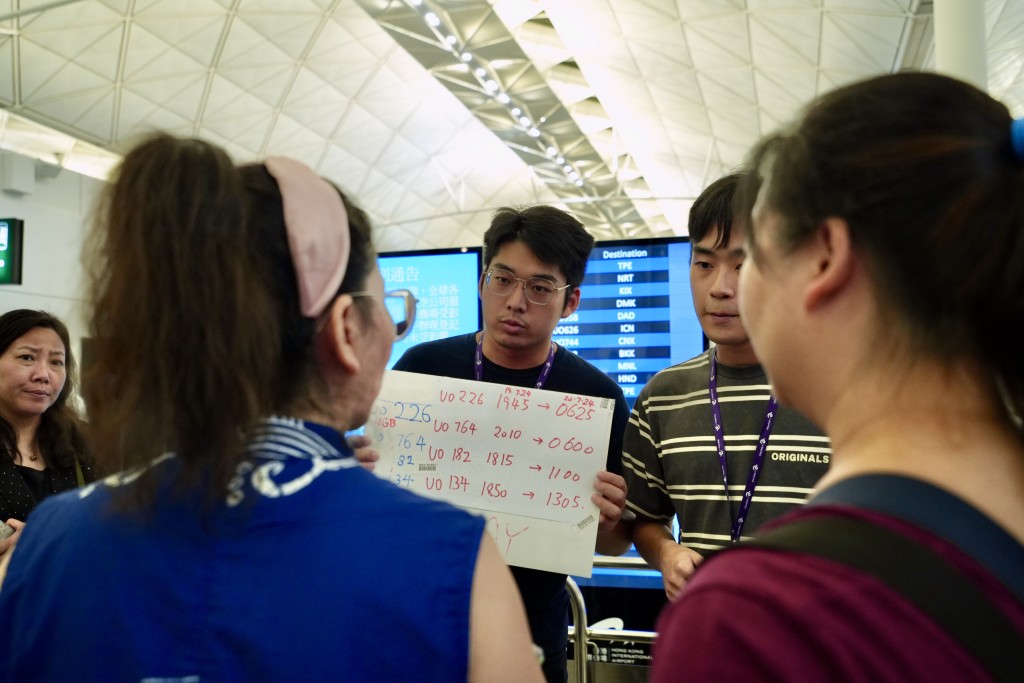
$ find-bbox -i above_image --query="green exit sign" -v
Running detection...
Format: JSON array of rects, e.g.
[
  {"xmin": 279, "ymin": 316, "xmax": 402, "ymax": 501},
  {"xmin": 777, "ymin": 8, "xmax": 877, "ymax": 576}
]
[{"xmin": 0, "ymin": 218, "xmax": 24, "ymax": 285}]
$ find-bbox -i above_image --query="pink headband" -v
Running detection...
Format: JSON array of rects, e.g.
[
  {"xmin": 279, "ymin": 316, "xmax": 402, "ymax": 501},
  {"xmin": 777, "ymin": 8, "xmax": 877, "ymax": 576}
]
[{"xmin": 264, "ymin": 156, "xmax": 350, "ymax": 318}]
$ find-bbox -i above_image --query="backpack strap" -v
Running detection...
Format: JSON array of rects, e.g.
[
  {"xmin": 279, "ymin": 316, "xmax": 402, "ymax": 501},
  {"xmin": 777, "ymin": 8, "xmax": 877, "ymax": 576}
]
[
  {"xmin": 742, "ymin": 516, "xmax": 1024, "ymax": 683},
  {"xmin": 812, "ymin": 474, "xmax": 1024, "ymax": 600}
]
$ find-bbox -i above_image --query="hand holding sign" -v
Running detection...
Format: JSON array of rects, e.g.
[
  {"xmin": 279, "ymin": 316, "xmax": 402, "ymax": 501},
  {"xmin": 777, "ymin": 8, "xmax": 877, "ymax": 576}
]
[{"xmin": 366, "ymin": 370, "xmax": 615, "ymax": 576}]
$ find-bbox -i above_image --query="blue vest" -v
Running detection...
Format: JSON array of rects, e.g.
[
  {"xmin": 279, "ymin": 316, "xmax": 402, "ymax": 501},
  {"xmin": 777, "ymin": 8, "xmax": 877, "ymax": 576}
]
[{"xmin": 0, "ymin": 417, "xmax": 484, "ymax": 682}]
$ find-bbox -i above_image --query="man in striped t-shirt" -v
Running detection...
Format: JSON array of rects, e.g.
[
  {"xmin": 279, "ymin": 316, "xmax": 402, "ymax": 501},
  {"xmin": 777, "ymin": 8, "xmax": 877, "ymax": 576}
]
[{"xmin": 622, "ymin": 171, "xmax": 830, "ymax": 600}]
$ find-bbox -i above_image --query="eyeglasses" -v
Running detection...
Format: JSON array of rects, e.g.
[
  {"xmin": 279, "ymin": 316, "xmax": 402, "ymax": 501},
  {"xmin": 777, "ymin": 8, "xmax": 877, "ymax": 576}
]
[
  {"xmin": 484, "ymin": 268, "xmax": 572, "ymax": 306},
  {"xmin": 349, "ymin": 289, "xmax": 418, "ymax": 341}
]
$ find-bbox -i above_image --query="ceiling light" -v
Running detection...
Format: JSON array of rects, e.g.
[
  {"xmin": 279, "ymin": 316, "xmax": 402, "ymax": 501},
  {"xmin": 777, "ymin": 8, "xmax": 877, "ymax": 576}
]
[
  {"xmin": 445, "ymin": 35, "xmax": 457, "ymax": 45},
  {"xmin": 518, "ymin": 116, "xmax": 531, "ymax": 126},
  {"xmin": 474, "ymin": 67, "xmax": 486, "ymax": 78},
  {"xmin": 460, "ymin": 52, "xmax": 471, "ymax": 62},
  {"xmin": 424, "ymin": 12, "xmax": 440, "ymax": 27},
  {"xmin": 528, "ymin": 128, "xmax": 540, "ymax": 137},
  {"xmin": 497, "ymin": 93, "xmax": 510, "ymax": 104}
]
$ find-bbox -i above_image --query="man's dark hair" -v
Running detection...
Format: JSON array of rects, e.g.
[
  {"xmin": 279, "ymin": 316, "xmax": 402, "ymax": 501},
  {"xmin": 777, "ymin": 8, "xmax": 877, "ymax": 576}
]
[
  {"xmin": 688, "ymin": 170, "xmax": 752, "ymax": 250},
  {"xmin": 482, "ymin": 205, "xmax": 595, "ymax": 292}
]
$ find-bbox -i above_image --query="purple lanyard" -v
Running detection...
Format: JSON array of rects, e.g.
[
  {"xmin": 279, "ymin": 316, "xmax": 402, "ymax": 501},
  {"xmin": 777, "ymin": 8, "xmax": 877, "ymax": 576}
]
[
  {"xmin": 709, "ymin": 349, "xmax": 778, "ymax": 542},
  {"xmin": 475, "ymin": 334, "xmax": 556, "ymax": 389}
]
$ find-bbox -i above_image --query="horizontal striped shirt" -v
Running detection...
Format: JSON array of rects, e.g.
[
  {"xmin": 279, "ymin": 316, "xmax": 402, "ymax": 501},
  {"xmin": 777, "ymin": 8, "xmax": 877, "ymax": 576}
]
[{"xmin": 623, "ymin": 350, "xmax": 831, "ymax": 552}]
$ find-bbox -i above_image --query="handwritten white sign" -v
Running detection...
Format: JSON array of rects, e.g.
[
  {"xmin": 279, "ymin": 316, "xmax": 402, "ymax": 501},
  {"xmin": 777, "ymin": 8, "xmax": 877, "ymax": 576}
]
[{"xmin": 365, "ymin": 370, "xmax": 615, "ymax": 576}]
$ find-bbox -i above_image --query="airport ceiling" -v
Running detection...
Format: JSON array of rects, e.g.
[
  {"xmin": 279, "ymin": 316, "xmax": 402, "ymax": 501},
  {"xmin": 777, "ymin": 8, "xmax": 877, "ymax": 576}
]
[{"xmin": 1, "ymin": 0, "xmax": 1023, "ymax": 251}]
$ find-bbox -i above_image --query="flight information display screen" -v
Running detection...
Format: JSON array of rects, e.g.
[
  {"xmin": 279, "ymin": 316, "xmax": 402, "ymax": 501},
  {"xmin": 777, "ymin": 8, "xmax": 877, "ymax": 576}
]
[
  {"xmin": 553, "ymin": 237, "xmax": 705, "ymax": 406},
  {"xmin": 378, "ymin": 246, "xmax": 483, "ymax": 369}
]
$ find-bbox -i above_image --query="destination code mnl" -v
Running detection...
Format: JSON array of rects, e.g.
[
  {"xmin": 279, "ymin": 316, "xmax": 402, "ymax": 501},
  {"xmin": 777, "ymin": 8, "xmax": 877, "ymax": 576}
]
[{"xmin": 557, "ymin": 243, "xmax": 686, "ymax": 399}]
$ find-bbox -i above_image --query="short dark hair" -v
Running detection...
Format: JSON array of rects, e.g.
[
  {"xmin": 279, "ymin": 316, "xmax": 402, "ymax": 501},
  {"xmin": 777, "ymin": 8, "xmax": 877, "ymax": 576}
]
[
  {"xmin": 688, "ymin": 170, "xmax": 751, "ymax": 250},
  {"xmin": 737, "ymin": 71, "xmax": 1024, "ymax": 422},
  {"xmin": 482, "ymin": 205, "xmax": 595, "ymax": 293},
  {"xmin": 0, "ymin": 309, "xmax": 85, "ymax": 472}
]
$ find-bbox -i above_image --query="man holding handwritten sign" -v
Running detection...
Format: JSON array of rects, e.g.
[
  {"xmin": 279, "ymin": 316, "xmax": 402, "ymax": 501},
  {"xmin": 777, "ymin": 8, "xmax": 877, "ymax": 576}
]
[{"xmin": 393, "ymin": 206, "xmax": 632, "ymax": 683}]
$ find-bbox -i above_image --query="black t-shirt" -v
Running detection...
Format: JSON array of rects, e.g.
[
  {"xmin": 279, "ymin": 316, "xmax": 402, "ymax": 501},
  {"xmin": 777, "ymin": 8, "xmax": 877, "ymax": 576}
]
[{"xmin": 393, "ymin": 332, "xmax": 630, "ymax": 653}]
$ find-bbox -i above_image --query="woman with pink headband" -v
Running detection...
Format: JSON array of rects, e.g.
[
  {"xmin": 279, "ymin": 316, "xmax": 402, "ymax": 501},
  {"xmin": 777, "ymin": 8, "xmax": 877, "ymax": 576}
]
[{"xmin": 0, "ymin": 133, "xmax": 543, "ymax": 682}]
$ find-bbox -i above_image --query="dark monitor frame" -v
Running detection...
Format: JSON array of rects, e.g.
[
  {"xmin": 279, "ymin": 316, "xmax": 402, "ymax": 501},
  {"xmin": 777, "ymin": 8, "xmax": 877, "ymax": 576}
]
[
  {"xmin": 378, "ymin": 245, "xmax": 483, "ymax": 369},
  {"xmin": 0, "ymin": 218, "xmax": 25, "ymax": 286}
]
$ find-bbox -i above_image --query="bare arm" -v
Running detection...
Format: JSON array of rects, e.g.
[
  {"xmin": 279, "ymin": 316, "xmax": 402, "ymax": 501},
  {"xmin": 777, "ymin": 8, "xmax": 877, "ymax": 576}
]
[
  {"xmin": 468, "ymin": 532, "xmax": 544, "ymax": 683},
  {"xmin": 632, "ymin": 519, "xmax": 703, "ymax": 601}
]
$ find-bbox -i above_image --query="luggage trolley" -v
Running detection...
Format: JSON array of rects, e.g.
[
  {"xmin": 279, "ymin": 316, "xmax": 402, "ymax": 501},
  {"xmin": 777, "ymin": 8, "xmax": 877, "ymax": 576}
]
[{"xmin": 566, "ymin": 577, "xmax": 657, "ymax": 683}]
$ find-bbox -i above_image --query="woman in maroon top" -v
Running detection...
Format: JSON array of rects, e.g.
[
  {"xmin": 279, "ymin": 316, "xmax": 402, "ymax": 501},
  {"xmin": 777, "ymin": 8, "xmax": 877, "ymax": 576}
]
[{"xmin": 652, "ymin": 72, "xmax": 1024, "ymax": 682}]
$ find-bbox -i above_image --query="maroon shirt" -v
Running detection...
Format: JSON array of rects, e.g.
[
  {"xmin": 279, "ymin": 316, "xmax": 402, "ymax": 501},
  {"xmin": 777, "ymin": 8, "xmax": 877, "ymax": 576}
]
[{"xmin": 651, "ymin": 505, "xmax": 1024, "ymax": 682}]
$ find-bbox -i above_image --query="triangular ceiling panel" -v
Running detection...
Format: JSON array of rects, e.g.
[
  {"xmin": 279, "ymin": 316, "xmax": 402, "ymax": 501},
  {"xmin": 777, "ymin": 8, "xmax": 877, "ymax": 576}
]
[
  {"xmin": 357, "ymin": 167, "xmax": 416, "ymax": 213},
  {"xmin": 2, "ymin": 0, "xmax": 1022, "ymax": 250},
  {"xmin": 684, "ymin": 14, "xmax": 752, "ymax": 69},
  {"xmin": 19, "ymin": 42, "xmax": 113, "ymax": 103},
  {"xmin": 319, "ymin": 144, "xmax": 372, "ymax": 193},
  {"xmin": 218, "ymin": 63, "xmax": 295, "ymax": 105},
  {"xmin": 201, "ymin": 74, "xmax": 272, "ymax": 121},
  {"xmin": 754, "ymin": 65, "xmax": 820, "ymax": 111},
  {"xmin": 373, "ymin": 136, "xmax": 431, "ymax": 182},
  {"xmin": 123, "ymin": 73, "xmax": 207, "ymax": 123},
  {"xmin": 304, "ymin": 58, "xmax": 387, "ymax": 100},
  {"xmin": 630, "ymin": 39, "xmax": 695, "ymax": 82},
  {"xmin": 58, "ymin": 90, "xmax": 117, "ymax": 141},
  {"xmin": 195, "ymin": 127, "xmax": 259, "ymax": 165},
  {"xmin": 279, "ymin": 91, "xmax": 351, "ymax": 140},
  {"xmin": 217, "ymin": 16, "xmax": 292, "ymax": 68},
  {"xmin": 130, "ymin": 15, "xmax": 227, "ymax": 67},
  {"xmin": 508, "ymin": 24, "xmax": 573, "ymax": 73},
  {"xmin": 20, "ymin": 1, "xmax": 122, "ymax": 33},
  {"xmin": 122, "ymin": 26, "xmax": 207, "ymax": 81},
  {"xmin": 333, "ymin": 102, "xmax": 400, "ymax": 167},
  {"xmin": 200, "ymin": 111, "xmax": 273, "ymax": 155},
  {"xmin": 695, "ymin": 68, "xmax": 757, "ymax": 109},
  {"xmin": 820, "ymin": 12, "xmax": 906, "ymax": 72},
  {"xmin": 95, "ymin": 0, "xmax": 132, "ymax": 12},
  {"xmin": 24, "ymin": 24, "xmax": 122, "ymax": 84},
  {"xmin": 677, "ymin": 0, "xmax": 749, "ymax": 22},
  {"xmin": 115, "ymin": 90, "xmax": 194, "ymax": 140},
  {"xmin": 749, "ymin": 10, "xmax": 822, "ymax": 67},
  {"xmin": 235, "ymin": 12, "xmax": 323, "ymax": 61},
  {"xmin": 614, "ymin": 2, "xmax": 683, "ymax": 36}
]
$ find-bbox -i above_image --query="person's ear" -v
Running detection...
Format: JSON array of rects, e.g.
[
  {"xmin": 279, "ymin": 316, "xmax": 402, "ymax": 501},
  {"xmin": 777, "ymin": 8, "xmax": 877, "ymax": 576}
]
[
  {"xmin": 804, "ymin": 217, "xmax": 856, "ymax": 312},
  {"xmin": 320, "ymin": 294, "xmax": 363, "ymax": 375},
  {"xmin": 561, "ymin": 287, "xmax": 581, "ymax": 318}
]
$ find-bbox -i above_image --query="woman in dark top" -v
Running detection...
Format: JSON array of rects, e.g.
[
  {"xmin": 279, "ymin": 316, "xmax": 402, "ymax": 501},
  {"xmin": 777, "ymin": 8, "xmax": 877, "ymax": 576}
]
[{"xmin": 0, "ymin": 309, "xmax": 92, "ymax": 551}]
